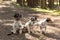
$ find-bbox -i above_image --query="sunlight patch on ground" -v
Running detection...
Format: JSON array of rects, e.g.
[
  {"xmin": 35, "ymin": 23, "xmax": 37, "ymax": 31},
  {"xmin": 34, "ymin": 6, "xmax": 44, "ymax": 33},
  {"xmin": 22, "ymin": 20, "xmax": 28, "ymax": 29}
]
[
  {"xmin": 47, "ymin": 27, "xmax": 55, "ymax": 33},
  {"xmin": 25, "ymin": 33, "xmax": 38, "ymax": 40},
  {"xmin": 46, "ymin": 25, "xmax": 60, "ymax": 34},
  {"xmin": 3, "ymin": 23, "xmax": 13, "ymax": 26},
  {"xmin": 0, "ymin": 19, "xmax": 3, "ymax": 23},
  {"xmin": 0, "ymin": 19, "xmax": 14, "ymax": 26},
  {"xmin": 0, "ymin": 19, "xmax": 13, "ymax": 23},
  {"xmin": 0, "ymin": 5, "xmax": 10, "ymax": 8},
  {"xmin": 2, "ymin": 19, "xmax": 14, "ymax": 22},
  {"xmin": 46, "ymin": 38, "xmax": 56, "ymax": 40}
]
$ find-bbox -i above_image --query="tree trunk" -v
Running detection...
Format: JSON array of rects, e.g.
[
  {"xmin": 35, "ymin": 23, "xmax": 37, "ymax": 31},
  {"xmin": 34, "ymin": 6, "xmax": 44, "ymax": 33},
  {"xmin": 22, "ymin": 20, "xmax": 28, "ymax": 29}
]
[
  {"xmin": 17, "ymin": 0, "xmax": 22, "ymax": 5},
  {"xmin": 41, "ymin": 0, "xmax": 46, "ymax": 9},
  {"xmin": 27, "ymin": 0, "xmax": 33, "ymax": 7},
  {"xmin": 27, "ymin": 0, "xmax": 39, "ymax": 7},
  {"xmin": 48, "ymin": 0, "xmax": 54, "ymax": 9},
  {"xmin": 17, "ymin": 0, "xmax": 26, "ymax": 6},
  {"xmin": 59, "ymin": 0, "xmax": 60, "ymax": 6},
  {"xmin": 23, "ymin": 0, "xmax": 26, "ymax": 6}
]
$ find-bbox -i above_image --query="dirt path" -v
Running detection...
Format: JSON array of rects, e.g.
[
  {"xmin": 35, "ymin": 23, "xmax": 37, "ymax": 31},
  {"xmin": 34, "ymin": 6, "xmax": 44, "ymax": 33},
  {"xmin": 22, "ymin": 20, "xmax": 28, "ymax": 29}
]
[{"xmin": 0, "ymin": 2, "xmax": 60, "ymax": 40}]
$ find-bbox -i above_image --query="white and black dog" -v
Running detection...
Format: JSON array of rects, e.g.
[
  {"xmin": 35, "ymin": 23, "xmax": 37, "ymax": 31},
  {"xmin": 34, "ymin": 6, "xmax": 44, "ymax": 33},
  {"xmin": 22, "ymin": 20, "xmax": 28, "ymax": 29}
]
[
  {"xmin": 34, "ymin": 18, "xmax": 53, "ymax": 34},
  {"xmin": 8, "ymin": 13, "xmax": 24, "ymax": 35}
]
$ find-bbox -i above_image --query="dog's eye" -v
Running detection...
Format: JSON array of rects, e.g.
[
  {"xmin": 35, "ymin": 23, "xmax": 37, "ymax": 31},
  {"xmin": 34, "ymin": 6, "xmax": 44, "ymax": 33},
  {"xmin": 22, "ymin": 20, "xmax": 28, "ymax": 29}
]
[{"xmin": 31, "ymin": 18, "xmax": 34, "ymax": 21}]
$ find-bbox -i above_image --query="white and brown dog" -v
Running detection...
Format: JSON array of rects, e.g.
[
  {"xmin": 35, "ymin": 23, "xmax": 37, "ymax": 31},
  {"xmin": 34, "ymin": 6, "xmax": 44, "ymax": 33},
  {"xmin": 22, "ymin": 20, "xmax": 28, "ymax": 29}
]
[
  {"xmin": 24, "ymin": 16, "xmax": 38, "ymax": 33},
  {"xmin": 34, "ymin": 18, "xmax": 53, "ymax": 34}
]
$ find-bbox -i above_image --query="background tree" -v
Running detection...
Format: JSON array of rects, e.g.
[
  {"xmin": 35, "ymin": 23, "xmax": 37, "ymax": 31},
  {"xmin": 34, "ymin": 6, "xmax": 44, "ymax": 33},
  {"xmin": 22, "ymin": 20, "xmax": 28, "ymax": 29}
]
[
  {"xmin": 48, "ymin": 0, "xmax": 54, "ymax": 9},
  {"xmin": 41, "ymin": 0, "xmax": 46, "ymax": 9},
  {"xmin": 17, "ymin": 0, "xmax": 26, "ymax": 6},
  {"xmin": 59, "ymin": 0, "xmax": 60, "ymax": 6},
  {"xmin": 27, "ymin": 0, "xmax": 33, "ymax": 7},
  {"xmin": 17, "ymin": 0, "xmax": 23, "ymax": 6},
  {"xmin": 27, "ymin": 0, "xmax": 39, "ymax": 7}
]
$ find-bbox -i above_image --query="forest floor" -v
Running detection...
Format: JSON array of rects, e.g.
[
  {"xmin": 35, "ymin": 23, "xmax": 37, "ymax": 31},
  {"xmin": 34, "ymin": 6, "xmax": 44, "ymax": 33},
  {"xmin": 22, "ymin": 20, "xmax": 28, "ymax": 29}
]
[{"xmin": 0, "ymin": 1, "xmax": 60, "ymax": 40}]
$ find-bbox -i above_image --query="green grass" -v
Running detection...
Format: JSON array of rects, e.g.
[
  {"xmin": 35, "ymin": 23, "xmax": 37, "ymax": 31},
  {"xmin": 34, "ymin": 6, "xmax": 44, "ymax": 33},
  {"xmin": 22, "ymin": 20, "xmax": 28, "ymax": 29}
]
[
  {"xmin": 54, "ymin": 10, "xmax": 60, "ymax": 15},
  {"xmin": 12, "ymin": 2, "xmax": 21, "ymax": 8},
  {"xmin": 31, "ymin": 8, "xmax": 60, "ymax": 16},
  {"xmin": 31, "ymin": 8, "xmax": 53, "ymax": 13}
]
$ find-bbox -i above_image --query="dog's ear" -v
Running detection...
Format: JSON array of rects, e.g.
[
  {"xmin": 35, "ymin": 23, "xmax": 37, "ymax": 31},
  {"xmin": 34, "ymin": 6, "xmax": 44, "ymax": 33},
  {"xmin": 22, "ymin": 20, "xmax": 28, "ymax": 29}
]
[
  {"xmin": 46, "ymin": 18, "xmax": 53, "ymax": 23},
  {"xmin": 34, "ymin": 16, "xmax": 37, "ymax": 20},
  {"xmin": 14, "ymin": 13, "xmax": 22, "ymax": 18},
  {"xmin": 14, "ymin": 13, "xmax": 22, "ymax": 20},
  {"xmin": 14, "ymin": 13, "xmax": 19, "ymax": 18}
]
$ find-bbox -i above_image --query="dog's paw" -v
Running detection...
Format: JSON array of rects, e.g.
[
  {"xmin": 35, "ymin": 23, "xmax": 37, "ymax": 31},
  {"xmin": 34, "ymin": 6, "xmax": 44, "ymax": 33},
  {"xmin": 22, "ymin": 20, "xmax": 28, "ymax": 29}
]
[
  {"xmin": 42, "ymin": 31, "xmax": 46, "ymax": 35},
  {"xmin": 7, "ymin": 32, "xmax": 13, "ymax": 36}
]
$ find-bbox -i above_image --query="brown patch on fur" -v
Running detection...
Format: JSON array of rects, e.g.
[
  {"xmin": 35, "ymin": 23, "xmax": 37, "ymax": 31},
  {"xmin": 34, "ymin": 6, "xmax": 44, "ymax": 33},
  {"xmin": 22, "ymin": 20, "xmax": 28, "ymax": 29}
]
[{"xmin": 46, "ymin": 18, "xmax": 53, "ymax": 23}]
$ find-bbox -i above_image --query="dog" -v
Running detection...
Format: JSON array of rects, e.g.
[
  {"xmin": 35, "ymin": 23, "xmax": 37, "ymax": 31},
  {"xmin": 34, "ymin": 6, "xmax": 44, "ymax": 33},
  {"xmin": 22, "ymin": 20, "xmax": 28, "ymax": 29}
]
[
  {"xmin": 34, "ymin": 18, "xmax": 53, "ymax": 35},
  {"xmin": 24, "ymin": 16, "xmax": 38, "ymax": 33},
  {"xmin": 8, "ymin": 13, "xmax": 24, "ymax": 35}
]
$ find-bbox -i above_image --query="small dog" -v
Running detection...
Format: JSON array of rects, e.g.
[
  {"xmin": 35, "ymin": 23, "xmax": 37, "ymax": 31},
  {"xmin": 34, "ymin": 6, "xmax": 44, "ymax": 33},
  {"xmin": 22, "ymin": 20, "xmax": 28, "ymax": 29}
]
[
  {"xmin": 8, "ymin": 13, "xmax": 24, "ymax": 35},
  {"xmin": 24, "ymin": 16, "xmax": 38, "ymax": 33},
  {"xmin": 34, "ymin": 18, "xmax": 53, "ymax": 34}
]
